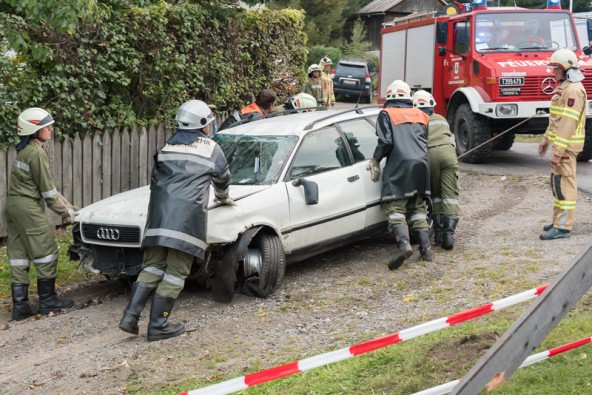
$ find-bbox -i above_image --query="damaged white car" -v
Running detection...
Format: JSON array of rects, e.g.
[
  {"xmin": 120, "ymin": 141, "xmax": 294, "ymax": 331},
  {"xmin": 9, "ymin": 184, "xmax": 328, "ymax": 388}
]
[{"xmin": 69, "ymin": 107, "xmax": 387, "ymax": 301}]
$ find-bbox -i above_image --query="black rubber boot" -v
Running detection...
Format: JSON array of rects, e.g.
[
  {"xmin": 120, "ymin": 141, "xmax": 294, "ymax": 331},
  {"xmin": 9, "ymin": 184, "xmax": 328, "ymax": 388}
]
[
  {"xmin": 442, "ymin": 217, "xmax": 459, "ymax": 250},
  {"xmin": 388, "ymin": 224, "xmax": 414, "ymax": 270},
  {"xmin": 38, "ymin": 278, "xmax": 74, "ymax": 314},
  {"xmin": 147, "ymin": 294, "xmax": 185, "ymax": 342},
  {"xmin": 11, "ymin": 283, "xmax": 37, "ymax": 321},
  {"xmin": 119, "ymin": 282, "xmax": 154, "ymax": 335},
  {"xmin": 432, "ymin": 213, "xmax": 443, "ymax": 246},
  {"xmin": 414, "ymin": 229, "xmax": 434, "ymax": 261}
]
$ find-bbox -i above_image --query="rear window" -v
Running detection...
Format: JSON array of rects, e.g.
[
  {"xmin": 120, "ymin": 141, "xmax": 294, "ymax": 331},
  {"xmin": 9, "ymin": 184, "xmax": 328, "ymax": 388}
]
[{"xmin": 336, "ymin": 63, "xmax": 367, "ymax": 75}]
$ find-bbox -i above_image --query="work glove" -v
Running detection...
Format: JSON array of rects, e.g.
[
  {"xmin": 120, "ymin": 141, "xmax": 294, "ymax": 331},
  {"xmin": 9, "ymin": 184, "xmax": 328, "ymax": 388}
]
[
  {"xmin": 215, "ymin": 197, "xmax": 236, "ymax": 206},
  {"xmin": 366, "ymin": 158, "xmax": 380, "ymax": 182},
  {"xmin": 62, "ymin": 208, "xmax": 80, "ymax": 224}
]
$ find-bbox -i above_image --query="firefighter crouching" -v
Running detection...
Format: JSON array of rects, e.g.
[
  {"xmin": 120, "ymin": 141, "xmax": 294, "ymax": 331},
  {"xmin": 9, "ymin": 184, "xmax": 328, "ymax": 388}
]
[
  {"xmin": 366, "ymin": 80, "xmax": 433, "ymax": 270},
  {"xmin": 412, "ymin": 90, "xmax": 460, "ymax": 249},
  {"xmin": 219, "ymin": 89, "xmax": 277, "ymax": 131},
  {"xmin": 6, "ymin": 108, "xmax": 76, "ymax": 321},
  {"xmin": 119, "ymin": 100, "xmax": 234, "ymax": 342},
  {"xmin": 538, "ymin": 48, "xmax": 586, "ymax": 240}
]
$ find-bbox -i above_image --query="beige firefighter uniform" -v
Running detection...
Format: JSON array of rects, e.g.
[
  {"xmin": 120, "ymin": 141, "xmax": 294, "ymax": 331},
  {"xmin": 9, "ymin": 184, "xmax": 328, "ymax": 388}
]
[
  {"xmin": 544, "ymin": 79, "xmax": 586, "ymax": 231},
  {"xmin": 319, "ymin": 59, "xmax": 336, "ymax": 108},
  {"xmin": 7, "ymin": 141, "xmax": 75, "ymax": 284}
]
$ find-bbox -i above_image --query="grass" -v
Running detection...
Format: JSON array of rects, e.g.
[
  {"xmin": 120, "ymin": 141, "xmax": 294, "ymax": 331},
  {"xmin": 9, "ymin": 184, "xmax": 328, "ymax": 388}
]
[
  {"xmin": 515, "ymin": 134, "xmax": 543, "ymax": 144},
  {"xmin": 0, "ymin": 226, "xmax": 87, "ymax": 298}
]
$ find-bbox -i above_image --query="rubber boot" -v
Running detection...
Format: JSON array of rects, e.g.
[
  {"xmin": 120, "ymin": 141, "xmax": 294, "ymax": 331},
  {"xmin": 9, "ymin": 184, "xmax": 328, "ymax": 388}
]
[
  {"xmin": 442, "ymin": 217, "xmax": 459, "ymax": 250},
  {"xmin": 38, "ymin": 278, "xmax": 74, "ymax": 314},
  {"xmin": 414, "ymin": 229, "xmax": 434, "ymax": 261},
  {"xmin": 11, "ymin": 283, "xmax": 37, "ymax": 321},
  {"xmin": 432, "ymin": 213, "xmax": 443, "ymax": 245},
  {"xmin": 147, "ymin": 294, "xmax": 185, "ymax": 342},
  {"xmin": 388, "ymin": 224, "xmax": 413, "ymax": 270},
  {"xmin": 119, "ymin": 282, "xmax": 154, "ymax": 335}
]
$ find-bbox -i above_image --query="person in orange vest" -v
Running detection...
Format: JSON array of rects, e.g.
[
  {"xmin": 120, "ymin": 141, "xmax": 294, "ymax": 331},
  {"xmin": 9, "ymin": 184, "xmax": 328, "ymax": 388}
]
[
  {"xmin": 219, "ymin": 89, "xmax": 277, "ymax": 130},
  {"xmin": 366, "ymin": 80, "xmax": 432, "ymax": 270}
]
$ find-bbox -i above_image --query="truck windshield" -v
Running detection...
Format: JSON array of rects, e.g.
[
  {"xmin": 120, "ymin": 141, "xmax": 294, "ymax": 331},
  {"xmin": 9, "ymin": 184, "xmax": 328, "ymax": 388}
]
[
  {"xmin": 214, "ymin": 134, "xmax": 298, "ymax": 185},
  {"xmin": 475, "ymin": 12, "xmax": 577, "ymax": 53}
]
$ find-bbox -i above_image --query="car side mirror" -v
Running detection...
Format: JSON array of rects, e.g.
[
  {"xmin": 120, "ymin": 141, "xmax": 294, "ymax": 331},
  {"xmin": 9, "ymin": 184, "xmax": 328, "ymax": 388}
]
[{"xmin": 292, "ymin": 178, "xmax": 319, "ymax": 205}]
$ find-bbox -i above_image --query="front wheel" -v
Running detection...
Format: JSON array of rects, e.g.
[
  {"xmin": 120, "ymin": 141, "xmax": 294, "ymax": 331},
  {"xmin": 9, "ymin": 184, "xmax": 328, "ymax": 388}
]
[
  {"xmin": 453, "ymin": 103, "xmax": 492, "ymax": 164},
  {"xmin": 240, "ymin": 233, "xmax": 286, "ymax": 298}
]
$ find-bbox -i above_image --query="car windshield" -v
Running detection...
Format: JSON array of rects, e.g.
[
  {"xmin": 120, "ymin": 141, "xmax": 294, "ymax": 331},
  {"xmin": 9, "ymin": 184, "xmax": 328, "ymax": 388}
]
[
  {"xmin": 474, "ymin": 12, "xmax": 577, "ymax": 53},
  {"xmin": 214, "ymin": 134, "xmax": 298, "ymax": 185}
]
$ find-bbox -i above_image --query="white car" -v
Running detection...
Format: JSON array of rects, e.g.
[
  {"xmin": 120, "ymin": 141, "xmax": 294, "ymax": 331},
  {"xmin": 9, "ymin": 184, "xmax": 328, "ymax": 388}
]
[{"xmin": 70, "ymin": 107, "xmax": 386, "ymax": 300}]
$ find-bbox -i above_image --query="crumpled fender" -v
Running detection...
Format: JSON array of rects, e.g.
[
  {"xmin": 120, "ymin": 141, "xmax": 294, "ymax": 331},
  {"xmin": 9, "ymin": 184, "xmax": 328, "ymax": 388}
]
[{"xmin": 209, "ymin": 226, "xmax": 262, "ymax": 303}]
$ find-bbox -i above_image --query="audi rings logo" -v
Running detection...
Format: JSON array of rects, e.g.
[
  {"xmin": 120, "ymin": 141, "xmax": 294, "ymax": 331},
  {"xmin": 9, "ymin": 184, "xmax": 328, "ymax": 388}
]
[
  {"xmin": 541, "ymin": 77, "xmax": 558, "ymax": 95},
  {"xmin": 97, "ymin": 227, "xmax": 120, "ymax": 240}
]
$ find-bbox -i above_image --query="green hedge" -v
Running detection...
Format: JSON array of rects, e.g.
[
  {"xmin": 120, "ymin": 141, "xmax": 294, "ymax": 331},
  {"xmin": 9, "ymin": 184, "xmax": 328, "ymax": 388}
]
[{"xmin": 0, "ymin": 3, "xmax": 307, "ymax": 146}]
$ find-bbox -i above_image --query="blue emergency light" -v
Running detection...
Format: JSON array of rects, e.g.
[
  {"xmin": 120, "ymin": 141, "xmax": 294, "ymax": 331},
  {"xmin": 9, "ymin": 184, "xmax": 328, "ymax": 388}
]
[
  {"xmin": 472, "ymin": 0, "xmax": 487, "ymax": 10},
  {"xmin": 547, "ymin": 0, "xmax": 561, "ymax": 9}
]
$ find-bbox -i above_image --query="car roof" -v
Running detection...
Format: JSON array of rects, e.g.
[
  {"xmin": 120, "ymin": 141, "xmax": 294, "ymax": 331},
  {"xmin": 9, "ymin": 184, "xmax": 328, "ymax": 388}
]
[
  {"xmin": 337, "ymin": 58, "xmax": 368, "ymax": 66},
  {"xmin": 218, "ymin": 107, "xmax": 381, "ymax": 138}
]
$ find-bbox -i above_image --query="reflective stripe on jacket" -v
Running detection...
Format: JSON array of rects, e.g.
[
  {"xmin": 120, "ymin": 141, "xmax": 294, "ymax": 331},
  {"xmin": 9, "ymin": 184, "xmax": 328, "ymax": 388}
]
[{"xmin": 545, "ymin": 80, "xmax": 586, "ymax": 157}]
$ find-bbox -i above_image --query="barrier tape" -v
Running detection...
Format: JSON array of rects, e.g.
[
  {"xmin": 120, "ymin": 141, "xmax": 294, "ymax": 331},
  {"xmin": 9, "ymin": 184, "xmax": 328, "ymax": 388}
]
[
  {"xmin": 181, "ymin": 284, "xmax": 548, "ymax": 395},
  {"xmin": 412, "ymin": 336, "xmax": 592, "ymax": 395}
]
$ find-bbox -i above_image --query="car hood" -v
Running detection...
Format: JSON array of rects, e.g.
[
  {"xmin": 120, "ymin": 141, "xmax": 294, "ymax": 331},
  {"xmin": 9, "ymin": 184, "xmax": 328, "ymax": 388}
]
[{"xmin": 77, "ymin": 184, "xmax": 270, "ymax": 223}]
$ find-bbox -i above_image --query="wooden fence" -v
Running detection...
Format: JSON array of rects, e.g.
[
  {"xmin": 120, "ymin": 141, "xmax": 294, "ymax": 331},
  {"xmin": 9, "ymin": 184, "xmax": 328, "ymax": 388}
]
[{"xmin": 0, "ymin": 114, "xmax": 227, "ymax": 238}]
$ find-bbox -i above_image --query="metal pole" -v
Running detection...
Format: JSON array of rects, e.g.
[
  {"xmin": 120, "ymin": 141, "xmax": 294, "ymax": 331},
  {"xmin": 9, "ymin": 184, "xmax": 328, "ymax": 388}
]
[{"xmin": 570, "ymin": 0, "xmax": 573, "ymax": 11}]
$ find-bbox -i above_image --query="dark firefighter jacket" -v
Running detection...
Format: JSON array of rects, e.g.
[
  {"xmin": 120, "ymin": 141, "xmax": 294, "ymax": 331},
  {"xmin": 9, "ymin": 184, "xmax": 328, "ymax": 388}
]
[
  {"xmin": 142, "ymin": 130, "xmax": 230, "ymax": 260},
  {"xmin": 372, "ymin": 102, "xmax": 430, "ymax": 201}
]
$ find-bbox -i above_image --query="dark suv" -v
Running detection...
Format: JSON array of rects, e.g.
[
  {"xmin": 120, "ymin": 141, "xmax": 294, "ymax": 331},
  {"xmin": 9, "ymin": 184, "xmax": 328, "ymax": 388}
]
[{"xmin": 332, "ymin": 58, "xmax": 377, "ymax": 103}]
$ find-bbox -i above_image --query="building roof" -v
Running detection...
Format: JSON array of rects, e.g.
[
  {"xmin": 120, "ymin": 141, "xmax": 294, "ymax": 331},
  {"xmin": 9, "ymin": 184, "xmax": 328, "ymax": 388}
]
[{"xmin": 356, "ymin": 0, "xmax": 447, "ymax": 15}]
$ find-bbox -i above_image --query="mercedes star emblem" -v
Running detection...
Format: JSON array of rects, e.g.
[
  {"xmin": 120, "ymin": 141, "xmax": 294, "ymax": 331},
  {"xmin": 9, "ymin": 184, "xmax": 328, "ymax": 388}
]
[{"xmin": 541, "ymin": 77, "xmax": 558, "ymax": 95}]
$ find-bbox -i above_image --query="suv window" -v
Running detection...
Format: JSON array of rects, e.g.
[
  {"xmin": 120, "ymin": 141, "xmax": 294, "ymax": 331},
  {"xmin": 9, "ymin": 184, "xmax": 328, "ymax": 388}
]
[
  {"xmin": 336, "ymin": 63, "xmax": 367, "ymax": 75},
  {"xmin": 336, "ymin": 118, "xmax": 377, "ymax": 163},
  {"xmin": 290, "ymin": 127, "xmax": 347, "ymax": 178}
]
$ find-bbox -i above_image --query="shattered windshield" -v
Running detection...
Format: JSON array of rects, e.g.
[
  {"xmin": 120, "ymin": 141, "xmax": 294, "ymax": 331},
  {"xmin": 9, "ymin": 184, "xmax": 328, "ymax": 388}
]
[
  {"xmin": 214, "ymin": 134, "xmax": 298, "ymax": 185},
  {"xmin": 475, "ymin": 12, "xmax": 577, "ymax": 53}
]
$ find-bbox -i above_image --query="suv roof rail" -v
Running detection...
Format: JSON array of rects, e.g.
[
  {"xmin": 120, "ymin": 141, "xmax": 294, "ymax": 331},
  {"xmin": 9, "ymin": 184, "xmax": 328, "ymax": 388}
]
[{"xmin": 303, "ymin": 105, "xmax": 379, "ymax": 131}]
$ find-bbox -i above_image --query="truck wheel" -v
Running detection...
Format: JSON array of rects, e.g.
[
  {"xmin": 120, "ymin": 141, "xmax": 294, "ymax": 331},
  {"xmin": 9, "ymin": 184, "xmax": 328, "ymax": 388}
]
[
  {"xmin": 453, "ymin": 103, "xmax": 492, "ymax": 163},
  {"xmin": 493, "ymin": 133, "xmax": 515, "ymax": 151},
  {"xmin": 576, "ymin": 121, "xmax": 592, "ymax": 162},
  {"xmin": 240, "ymin": 233, "xmax": 286, "ymax": 298}
]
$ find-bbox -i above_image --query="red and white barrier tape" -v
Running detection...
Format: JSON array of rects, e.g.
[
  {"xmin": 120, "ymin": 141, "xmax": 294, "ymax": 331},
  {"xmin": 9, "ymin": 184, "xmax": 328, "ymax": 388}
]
[
  {"xmin": 412, "ymin": 336, "xmax": 592, "ymax": 395},
  {"xmin": 181, "ymin": 284, "xmax": 548, "ymax": 395}
]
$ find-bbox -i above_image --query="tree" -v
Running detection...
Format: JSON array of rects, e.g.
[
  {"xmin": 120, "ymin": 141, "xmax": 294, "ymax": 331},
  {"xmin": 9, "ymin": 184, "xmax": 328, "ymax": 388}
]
[{"xmin": 342, "ymin": 18, "xmax": 370, "ymax": 58}]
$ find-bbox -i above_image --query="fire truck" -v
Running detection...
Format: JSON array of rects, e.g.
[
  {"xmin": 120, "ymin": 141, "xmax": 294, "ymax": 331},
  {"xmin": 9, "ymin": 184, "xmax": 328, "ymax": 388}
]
[{"xmin": 378, "ymin": 0, "xmax": 592, "ymax": 163}]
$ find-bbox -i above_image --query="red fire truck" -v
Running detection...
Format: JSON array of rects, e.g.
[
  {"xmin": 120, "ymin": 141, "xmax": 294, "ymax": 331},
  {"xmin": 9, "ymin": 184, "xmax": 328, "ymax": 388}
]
[{"xmin": 378, "ymin": 0, "xmax": 592, "ymax": 163}]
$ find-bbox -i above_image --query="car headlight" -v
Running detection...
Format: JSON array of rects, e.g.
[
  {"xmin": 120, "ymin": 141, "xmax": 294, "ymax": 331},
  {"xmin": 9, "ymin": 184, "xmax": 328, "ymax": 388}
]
[{"xmin": 495, "ymin": 104, "xmax": 518, "ymax": 117}]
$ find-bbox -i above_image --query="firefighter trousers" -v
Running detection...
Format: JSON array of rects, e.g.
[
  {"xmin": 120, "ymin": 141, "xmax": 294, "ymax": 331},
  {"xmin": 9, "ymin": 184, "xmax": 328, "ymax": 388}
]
[
  {"xmin": 137, "ymin": 245, "xmax": 195, "ymax": 299},
  {"xmin": 550, "ymin": 151, "xmax": 577, "ymax": 231},
  {"xmin": 6, "ymin": 197, "xmax": 58, "ymax": 284},
  {"xmin": 429, "ymin": 144, "xmax": 460, "ymax": 218},
  {"xmin": 382, "ymin": 194, "xmax": 429, "ymax": 233}
]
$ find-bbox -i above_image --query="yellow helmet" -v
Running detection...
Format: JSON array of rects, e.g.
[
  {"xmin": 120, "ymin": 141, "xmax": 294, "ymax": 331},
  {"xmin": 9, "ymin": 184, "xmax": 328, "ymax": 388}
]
[
  {"xmin": 412, "ymin": 90, "xmax": 436, "ymax": 109},
  {"xmin": 385, "ymin": 80, "xmax": 411, "ymax": 101},
  {"xmin": 549, "ymin": 48, "xmax": 578, "ymax": 71},
  {"xmin": 17, "ymin": 107, "xmax": 55, "ymax": 136}
]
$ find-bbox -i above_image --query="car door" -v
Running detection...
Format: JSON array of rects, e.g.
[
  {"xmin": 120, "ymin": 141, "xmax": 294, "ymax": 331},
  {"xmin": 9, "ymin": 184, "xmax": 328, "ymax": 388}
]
[{"xmin": 284, "ymin": 126, "xmax": 366, "ymax": 252}]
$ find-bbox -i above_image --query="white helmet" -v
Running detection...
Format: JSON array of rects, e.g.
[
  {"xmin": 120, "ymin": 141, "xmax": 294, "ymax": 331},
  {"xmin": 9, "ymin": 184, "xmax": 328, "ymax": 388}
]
[
  {"xmin": 319, "ymin": 56, "xmax": 332, "ymax": 67},
  {"xmin": 175, "ymin": 100, "xmax": 215, "ymax": 130},
  {"xmin": 549, "ymin": 48, "xmax": 579, "ymax": 71},
  {"xmin": 17, "ymin": 107, "xmax": 55, "ymax": 136},
  {"xmin": 412, "ymin": 90, "xmax": 436, "ymax": 109},
  {"xmin": 290, "ymin": 93, "xmax": 318, "ymax": 112},
  {"xmin": 308, "ymin": 64, "xmax": 321, "ymax": 76},
  {"xmin": 385, "ymin": 80, "xmax": 412, "ymax": 101}
]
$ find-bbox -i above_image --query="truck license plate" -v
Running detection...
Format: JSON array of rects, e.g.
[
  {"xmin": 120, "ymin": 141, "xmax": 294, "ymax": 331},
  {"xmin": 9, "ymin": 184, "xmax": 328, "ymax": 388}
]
[{"xmin": 499, "ymin": 77, "xmax": 524, "ymax": 86}]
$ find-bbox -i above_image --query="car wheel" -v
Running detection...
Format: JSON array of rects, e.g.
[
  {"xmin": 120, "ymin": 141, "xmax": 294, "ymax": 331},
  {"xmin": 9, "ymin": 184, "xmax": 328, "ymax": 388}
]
[
  {"xmin": 365, "ymin": 88, "xmax": 373, "ymax": 104},
  {"xmin": 240, "ymin": 233, "xmax": 286, "ymax": 298}
]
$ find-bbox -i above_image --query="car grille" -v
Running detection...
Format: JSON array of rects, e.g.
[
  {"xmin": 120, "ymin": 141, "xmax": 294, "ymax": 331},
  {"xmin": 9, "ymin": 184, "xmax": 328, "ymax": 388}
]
[
  {"xmin": 82, "ymin": 223, "xmax": 141, "ymax": 244},
  {"xmin": 582, "ymin": 69, "xmax": 592, "ymax": 97},
  {"xmin": 497, "ymin": 71, "xmax": 592, "ymax": 100}
]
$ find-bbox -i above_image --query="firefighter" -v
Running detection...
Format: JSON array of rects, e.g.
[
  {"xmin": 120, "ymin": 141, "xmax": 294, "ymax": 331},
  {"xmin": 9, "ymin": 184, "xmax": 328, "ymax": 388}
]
[
  {"xmin": 119, "ymin": 100, "xmax": 233, "ymax": 341},
  {"xmin": 272, "ymin": 92, "xmax": 318, "ymax": 114},
  {"xmin": 219, "ymin": 89, "xmax": 277, "ymax": 131},
  {"xmin": 366, "ymin": 80, "xmax": 432, "ymax": 270},
  {"xmin": 538, "ymin": 48, "xmax": 586, "ymax": 240},
  {"xmin": 303, "ymin": 64, "xmax": 325, "ymax": 105},
  {"xmin": 319, "ymin": 56, "xmax": 336, "ymax": 109},
  {"xmin": 413, "ymin": 90, "xmax": 459, "ymax": 249},
  {"xmin": 6, "ymin": 107, "xmax": 76, "ymax": 321}
]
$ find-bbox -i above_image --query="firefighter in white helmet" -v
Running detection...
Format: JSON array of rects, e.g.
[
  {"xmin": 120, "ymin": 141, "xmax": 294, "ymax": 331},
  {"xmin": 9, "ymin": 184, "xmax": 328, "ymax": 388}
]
[
  {"xmin": 367, "ymin": 80, "xmax": 432, "ymax": 269},
  {"xmin": 271, "ymin": 92, "xmax": 318, "ymax": 114},
  {"xmin": 413, "ymin": 90, "xmax": 459, "ymax": 250},
  {"xmin": 6, "ymin": 107, "xmax": 76, "ymax": 320},
  {"xmin": 319, "ymin": 56, "xmax": 336, "ymax": 109},
  {"xmin": 303, "ymin": 64, "xmax": 325, "ymax": 106},
  {"xmin": 119, "ymin": 99, "xmax": 233, "ymax": 341},
  {"xmin": 538, "ymin": 48, "xmax": 586, "ymax": 240}
]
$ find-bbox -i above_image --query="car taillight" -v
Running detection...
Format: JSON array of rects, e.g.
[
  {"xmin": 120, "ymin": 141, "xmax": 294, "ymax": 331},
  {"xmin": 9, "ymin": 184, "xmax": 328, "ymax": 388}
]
[
  {"xmin": 332, "ymin": 69, "xmax": 336, "ymax": 74},
  {"xmin": 365, "ymin": 72, "xmax": 370, "ymax": 78},
  {"xmin": 365, "ymin": 72, "xmax": 371, "ymax": 83}
]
